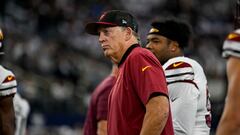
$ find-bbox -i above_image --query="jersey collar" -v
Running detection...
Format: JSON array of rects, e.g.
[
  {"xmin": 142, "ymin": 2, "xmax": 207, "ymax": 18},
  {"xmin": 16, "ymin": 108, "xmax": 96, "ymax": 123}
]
[{"xmin": 118, "ymin": 44, "xmax": 140, "ymax": 67}]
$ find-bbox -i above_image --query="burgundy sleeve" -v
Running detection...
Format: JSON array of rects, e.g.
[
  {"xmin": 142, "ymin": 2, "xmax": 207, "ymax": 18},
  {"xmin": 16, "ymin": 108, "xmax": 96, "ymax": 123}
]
[
  {"xmin": 96, "ymin": 78, "xmax": 115, "ymax": 121},
  {"xmin": 128, "ymin": 51, "xmax": 169, "ymax": 105}
]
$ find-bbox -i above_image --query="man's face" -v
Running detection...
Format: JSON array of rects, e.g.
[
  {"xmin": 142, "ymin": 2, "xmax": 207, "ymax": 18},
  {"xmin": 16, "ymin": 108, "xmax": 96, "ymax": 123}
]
[
  {"xmin": 146, "ymin": 34, "xmax": 171, "ymax": 64},
  {"xmin": 98, "ymin": 26, "xmax": 126, "ymax": 61}
]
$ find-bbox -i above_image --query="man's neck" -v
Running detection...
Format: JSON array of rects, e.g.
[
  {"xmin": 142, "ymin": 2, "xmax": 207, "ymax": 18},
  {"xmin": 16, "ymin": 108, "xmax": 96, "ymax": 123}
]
[{"xmin": 113, "ymin": 41, "xmax": 139, "ymax": 64}]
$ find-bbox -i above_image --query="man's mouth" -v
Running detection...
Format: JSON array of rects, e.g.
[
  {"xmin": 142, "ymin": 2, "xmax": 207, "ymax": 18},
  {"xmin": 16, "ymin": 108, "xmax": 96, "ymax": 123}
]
[{"xmin": 102, "ymin": 45, "xmax": 109, "ymax": 51}]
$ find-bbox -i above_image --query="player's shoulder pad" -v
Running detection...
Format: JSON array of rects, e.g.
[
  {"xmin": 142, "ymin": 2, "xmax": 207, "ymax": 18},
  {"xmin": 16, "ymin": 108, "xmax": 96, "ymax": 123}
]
[
  {"xmin": 225, "ymin": 30, "xmax": 240, "ymax": 42},
  {"xmin": 0, "ymin": 66, "xmax": 16, "ymax": 84},
  {"xmin": 0, "ymin": 65, "xmax": 17, "ymax": 96},
  {"xmin": 165, "ymin": 61, "xmax": 192, "ymax": 70},
  {"xmin": 164, "ymin": 59, "xmax": 194, "ymax": 83},
  {"xmin": 223, "ymin": 29, "xmax": 240, "ymax": 58}
]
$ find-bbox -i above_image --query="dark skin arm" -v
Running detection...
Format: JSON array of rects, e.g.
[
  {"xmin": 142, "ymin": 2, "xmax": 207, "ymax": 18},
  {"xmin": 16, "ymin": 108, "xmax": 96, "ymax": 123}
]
[
  {"xmin": 0, "ymin": 94, "xmax": 15, "ymax": 135},
  {"xmin": 217, "ymin": 0, "xmax": 240, "ymax": 134},
  {"xmin": 216, "ymin": 57, "xmax": 240, "ymax": 135}
]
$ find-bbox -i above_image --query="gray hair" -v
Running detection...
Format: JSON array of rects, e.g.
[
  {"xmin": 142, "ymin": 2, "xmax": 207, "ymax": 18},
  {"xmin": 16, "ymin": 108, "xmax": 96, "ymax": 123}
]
[{"xmin": 120, "ymin": 27, "xmax": 141, "ymax": 44}]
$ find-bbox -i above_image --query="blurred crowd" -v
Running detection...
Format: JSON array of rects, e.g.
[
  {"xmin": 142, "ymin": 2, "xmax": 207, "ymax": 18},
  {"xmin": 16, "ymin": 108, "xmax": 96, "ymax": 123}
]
[{"xmin": 0, "ymin": 0, "xmax": 235, "ymax": 134}]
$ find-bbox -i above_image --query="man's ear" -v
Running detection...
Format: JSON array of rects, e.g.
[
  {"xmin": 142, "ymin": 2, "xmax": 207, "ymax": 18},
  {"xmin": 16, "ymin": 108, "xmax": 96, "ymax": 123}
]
[
  {"xmin": 125, "ymin": 27, "xmax": 132, "ymax": 41},
  {"xmin": 170, "ymin": 41, "xmax": 179, "ymax": 52}
]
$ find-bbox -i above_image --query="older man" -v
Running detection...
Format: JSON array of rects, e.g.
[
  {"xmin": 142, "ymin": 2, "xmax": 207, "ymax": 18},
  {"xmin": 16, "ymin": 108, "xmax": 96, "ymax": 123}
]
[{"xmin": 85, "ymin": 10, "xmax": 174, "ymax": 135}]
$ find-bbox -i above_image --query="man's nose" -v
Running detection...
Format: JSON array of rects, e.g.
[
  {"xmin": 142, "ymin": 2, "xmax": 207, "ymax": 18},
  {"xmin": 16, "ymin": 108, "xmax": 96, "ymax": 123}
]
[{"xmin": 99, "ymin": 32, "xmax": 105, "ymax": 44}]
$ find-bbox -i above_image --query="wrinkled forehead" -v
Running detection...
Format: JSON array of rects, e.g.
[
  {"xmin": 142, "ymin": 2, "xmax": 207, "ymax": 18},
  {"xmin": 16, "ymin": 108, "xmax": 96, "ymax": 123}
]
[{"xmin": 97, "ymin": 26, "xmax": 123, "ymax": 33}]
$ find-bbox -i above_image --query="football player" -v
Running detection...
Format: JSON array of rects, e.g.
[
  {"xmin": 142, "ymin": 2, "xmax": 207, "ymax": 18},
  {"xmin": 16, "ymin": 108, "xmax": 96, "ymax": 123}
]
[
  {"xmin": 146, "ymin": 19, "xmax": 211, "ymax": 135},
  {"xmin": 0, "ymin": 28, "xmax": 17, "ymax": 135}
]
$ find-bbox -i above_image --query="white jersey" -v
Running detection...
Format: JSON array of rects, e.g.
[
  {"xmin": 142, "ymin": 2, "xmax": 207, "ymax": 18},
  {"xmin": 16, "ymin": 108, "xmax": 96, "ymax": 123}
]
[
  {"xmin": 163, "ymin": 56, "xmax": 211, "ymax": 135},
  {"xmin": 0, "ymin": 65, "xmax": 17, "ymax": 96},
  {"xmin": 222, "ymin": 29, "xmax": 240, "ymax": 58},
  {"xmin": 14, "ymin": 93, "xmax": 30, "ymax": 135}
]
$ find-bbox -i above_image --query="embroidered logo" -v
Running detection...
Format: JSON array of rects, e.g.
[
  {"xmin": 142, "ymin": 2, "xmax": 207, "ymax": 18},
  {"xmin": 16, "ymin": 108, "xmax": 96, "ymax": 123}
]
[
  {"xmin": 142, "ymin": 66, "xmax": 151, "ymax": 72},
  {"xmin": 149, "ymin": 28, "xmax": 159, "ymax": 33},
  {"xmin": 122, "ymin": 19, "xmax": 127, "ymax": 24},
  {"xmin": 173, "ymin": 62, "xmax": 184, "ymax": 67}
]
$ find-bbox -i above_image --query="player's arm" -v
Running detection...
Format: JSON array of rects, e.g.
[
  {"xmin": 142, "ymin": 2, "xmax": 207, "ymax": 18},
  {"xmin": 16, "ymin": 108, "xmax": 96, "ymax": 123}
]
[
  {"xmin": 96, "ymin": 85, "xmax": 111, "ymax": 135},
  {"xmin": 169, "ymin": 83, "xmax": 199, "ymax": 135},
  {"xmin": 140, "ymin": 95, "xmax": 169, "ymax": 135},
  {"xmin": 97, "ymin": 120, "xmax": 107, "ymax": 135},
  {"xmin": 96, "ymin": 101, "xmax": 108, "ymax": 135},
  {"xmin": 216, "ymin": 57, "xmax": 240, "ymax": 135},
  {"xmin": 0, "ymin": 94, "xmax": 15, "ymax": 135}
]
